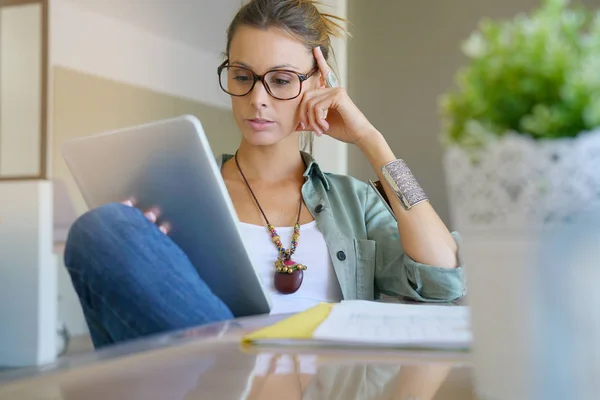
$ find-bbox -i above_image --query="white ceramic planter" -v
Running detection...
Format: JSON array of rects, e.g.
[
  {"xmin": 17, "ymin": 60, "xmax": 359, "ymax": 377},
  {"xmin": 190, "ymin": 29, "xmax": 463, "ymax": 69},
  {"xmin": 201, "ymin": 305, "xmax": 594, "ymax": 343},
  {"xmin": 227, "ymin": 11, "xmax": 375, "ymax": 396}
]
[
  {"xmin": 443, "ymin": 129, "xmax": 600, "ymax": 399},
  {"xmin": 444, "ymin": 129, "xmax": 600, "ymax": 233}
]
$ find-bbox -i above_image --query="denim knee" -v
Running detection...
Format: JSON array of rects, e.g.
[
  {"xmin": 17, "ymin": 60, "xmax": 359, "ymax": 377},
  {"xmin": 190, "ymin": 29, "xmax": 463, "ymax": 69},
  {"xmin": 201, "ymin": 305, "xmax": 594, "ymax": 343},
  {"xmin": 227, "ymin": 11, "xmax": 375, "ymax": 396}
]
[
  {"xmin": 73, "ymin": 202, "xmax": 142, "ymax": 231},
  {"xmin": 64, "ymin": 203, "xmax": 144, "ymax": 270}
]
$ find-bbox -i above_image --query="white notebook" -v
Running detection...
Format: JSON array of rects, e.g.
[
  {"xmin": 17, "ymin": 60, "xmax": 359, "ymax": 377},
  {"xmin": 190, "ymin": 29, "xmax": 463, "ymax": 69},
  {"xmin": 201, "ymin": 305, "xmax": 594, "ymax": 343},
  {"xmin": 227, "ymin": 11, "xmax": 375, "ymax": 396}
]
[
  {"xmin": 312, "ymin": 300, "xmax": 471, "ymax": 350},
  {"xmin": 243, "ymin": 300, "xmax": 472, "ymax": 351}
]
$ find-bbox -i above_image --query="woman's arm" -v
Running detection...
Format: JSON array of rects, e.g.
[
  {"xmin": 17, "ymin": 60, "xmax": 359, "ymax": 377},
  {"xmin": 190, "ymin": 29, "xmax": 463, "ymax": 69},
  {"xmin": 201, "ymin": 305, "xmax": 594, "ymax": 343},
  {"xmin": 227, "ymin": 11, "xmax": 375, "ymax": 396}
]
[
  {"xmin": 356, "ymin": 129, "xmax": 459, "ymax": 269},
  {"xmin": 301, "ymin": 47, "xmax": 458, "ymax": 269}
]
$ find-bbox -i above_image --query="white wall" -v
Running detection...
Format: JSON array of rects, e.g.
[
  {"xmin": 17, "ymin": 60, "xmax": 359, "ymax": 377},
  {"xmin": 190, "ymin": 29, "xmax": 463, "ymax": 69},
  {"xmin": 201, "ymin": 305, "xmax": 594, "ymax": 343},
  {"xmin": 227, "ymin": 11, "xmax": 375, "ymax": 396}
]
[
  {"xmin": 49, "ymin": 0, "xmax": 349, "ymax": 175},
  {"xmin": 63, "ymin": 0, "xmax": 239, "ymax": 55},
  {"xmin": 50, "ymin": 0, "xmax": 231, "ymax": 111},
  {"xmin": 0, "ymin": 181, "xmax": 56, "ymax": 367},
  {"xmin": 0, "ymin": 3, "xmax": 42, "ymax": 176}
]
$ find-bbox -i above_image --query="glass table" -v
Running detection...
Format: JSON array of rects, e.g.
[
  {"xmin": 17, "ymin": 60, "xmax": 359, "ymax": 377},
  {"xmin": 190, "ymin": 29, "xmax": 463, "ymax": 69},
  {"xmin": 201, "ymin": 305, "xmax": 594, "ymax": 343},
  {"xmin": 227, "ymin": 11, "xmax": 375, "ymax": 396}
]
[{"xmin": 0, "ymin": 313, "xmax": 474, "ymax": 399}]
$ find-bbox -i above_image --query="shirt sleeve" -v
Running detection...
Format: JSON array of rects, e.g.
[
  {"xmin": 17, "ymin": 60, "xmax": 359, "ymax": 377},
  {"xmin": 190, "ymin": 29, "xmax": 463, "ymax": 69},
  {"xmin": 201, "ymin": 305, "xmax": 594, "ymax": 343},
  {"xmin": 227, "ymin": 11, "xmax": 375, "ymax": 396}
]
[{"xmin": 364, "ymin": 183, "xmax": 466, "ymax": 302}]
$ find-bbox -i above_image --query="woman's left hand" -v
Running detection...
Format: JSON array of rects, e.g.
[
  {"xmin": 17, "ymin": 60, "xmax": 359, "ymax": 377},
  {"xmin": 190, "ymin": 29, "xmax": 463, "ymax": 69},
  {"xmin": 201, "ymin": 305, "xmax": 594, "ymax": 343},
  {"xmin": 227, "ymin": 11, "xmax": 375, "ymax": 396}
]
[{"xmin": 298, "ymin": 46, "xmax": 378, "ymax": 145}]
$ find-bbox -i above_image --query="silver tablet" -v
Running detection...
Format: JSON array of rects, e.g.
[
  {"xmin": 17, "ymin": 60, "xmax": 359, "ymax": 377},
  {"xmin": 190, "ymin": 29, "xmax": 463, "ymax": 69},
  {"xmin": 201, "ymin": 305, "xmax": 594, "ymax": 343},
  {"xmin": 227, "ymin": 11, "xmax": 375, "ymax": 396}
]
[{"xmin": 62, "ymin": 115, "xmax": 272, "ymax": 317}]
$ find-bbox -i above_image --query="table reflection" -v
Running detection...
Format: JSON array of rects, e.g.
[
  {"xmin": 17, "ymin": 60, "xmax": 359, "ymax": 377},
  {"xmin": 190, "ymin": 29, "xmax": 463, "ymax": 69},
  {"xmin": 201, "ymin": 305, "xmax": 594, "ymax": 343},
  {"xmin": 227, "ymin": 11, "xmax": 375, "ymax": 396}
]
[
  {"xmin": 239, "ymin": 354, "xmax": 453, "ymax": 400},
  {"xmin": 0, "ymin": 314, "xmax": 471, "ymax": 400},
  {"xmin": 53, "ymin": 347, "xmax": 462, "ymax": 400}
]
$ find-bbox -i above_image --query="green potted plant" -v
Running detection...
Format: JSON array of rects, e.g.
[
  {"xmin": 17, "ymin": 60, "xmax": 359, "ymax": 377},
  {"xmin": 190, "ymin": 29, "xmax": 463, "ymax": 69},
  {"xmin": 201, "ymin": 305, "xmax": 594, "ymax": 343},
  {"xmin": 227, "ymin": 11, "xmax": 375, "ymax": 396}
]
[
  {"xmin": 439, "ymin": 0, "xmax": 600, "ymax": 231},
  {"xmin": 439, "ymin": 4, "xmax": 600, "ymax": 400}
]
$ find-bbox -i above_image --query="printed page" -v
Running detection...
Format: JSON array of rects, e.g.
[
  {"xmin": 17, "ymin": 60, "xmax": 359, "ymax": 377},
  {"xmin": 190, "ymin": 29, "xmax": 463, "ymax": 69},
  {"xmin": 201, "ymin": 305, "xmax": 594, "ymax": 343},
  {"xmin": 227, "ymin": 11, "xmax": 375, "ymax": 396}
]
[{"xmin": 311, "ymin": 300, "xmax": 471, "ymax": 349}]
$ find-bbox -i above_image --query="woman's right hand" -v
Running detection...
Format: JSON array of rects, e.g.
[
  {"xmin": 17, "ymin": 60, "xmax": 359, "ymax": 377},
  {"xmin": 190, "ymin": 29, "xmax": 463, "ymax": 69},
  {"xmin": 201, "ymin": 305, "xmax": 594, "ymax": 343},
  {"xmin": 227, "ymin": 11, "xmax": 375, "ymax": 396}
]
[{"xmin": 121, "ymin": 198, "xmax": 171, "ymax": 235}]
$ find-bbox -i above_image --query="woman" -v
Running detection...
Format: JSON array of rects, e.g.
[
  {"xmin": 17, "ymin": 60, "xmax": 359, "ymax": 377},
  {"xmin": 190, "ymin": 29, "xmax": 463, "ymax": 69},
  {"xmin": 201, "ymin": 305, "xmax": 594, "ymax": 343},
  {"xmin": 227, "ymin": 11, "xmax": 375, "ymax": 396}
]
[{"xmin": 64, "ymin": 0, "xmax": 465, "ymax": 349}]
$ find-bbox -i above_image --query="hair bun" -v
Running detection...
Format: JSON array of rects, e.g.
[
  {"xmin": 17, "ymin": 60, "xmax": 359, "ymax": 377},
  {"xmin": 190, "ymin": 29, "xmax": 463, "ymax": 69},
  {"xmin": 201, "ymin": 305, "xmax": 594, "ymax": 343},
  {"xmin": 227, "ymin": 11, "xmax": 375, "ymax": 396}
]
[{"xmin": 226, "ymin": 0, "xmax": 350, "ymax": 59}]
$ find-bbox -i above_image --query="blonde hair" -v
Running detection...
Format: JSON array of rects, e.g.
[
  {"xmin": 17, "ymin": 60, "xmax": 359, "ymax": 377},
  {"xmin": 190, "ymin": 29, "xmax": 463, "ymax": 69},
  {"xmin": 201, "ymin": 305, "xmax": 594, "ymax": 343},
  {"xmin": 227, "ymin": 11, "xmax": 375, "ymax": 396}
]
[{"xmin": 225, "ymin": 0, "xmax": 350, "ymax": 154}]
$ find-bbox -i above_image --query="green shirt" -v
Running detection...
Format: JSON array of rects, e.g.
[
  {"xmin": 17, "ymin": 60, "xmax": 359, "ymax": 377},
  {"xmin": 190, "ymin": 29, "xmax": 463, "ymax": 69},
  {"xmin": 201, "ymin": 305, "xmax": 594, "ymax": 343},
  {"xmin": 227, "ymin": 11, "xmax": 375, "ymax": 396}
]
[{"xmin": 218, "ymin": 152, "xmax": 466, "ymax": 303}]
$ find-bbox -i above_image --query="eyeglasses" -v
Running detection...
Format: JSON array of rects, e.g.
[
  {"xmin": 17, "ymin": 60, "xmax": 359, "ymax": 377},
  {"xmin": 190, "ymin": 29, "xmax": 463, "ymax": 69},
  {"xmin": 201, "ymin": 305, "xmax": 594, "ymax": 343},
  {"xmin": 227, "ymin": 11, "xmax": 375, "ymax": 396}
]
[{"xmin": 217, "ymin": 60, "xmax": 318, "ymax": 101}]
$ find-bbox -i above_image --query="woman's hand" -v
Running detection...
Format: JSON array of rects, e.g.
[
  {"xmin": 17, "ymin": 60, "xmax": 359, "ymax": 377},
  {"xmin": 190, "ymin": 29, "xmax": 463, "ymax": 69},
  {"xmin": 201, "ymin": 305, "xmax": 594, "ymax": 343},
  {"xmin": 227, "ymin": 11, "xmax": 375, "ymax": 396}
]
[
  {"xmin": 121, "ymin": 198, "xmax": 171, "ymax": 235},
  {"xmin": 298, "ymin": 46, "xmax": 378, "ymax": 145}
]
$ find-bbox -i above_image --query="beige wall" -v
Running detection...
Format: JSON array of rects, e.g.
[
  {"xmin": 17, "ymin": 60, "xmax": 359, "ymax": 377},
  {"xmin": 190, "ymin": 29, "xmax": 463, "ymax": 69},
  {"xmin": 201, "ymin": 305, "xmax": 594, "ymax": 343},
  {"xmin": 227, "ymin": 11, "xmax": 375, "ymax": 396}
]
[
  {"xmin": 347, "ymin": 0, "xmax": 599, "ymax": 227},
  {"xmin": 52, "ymin": 66, "xmax": 239, "ymax": 215},
  {"xmin": 0, "ymin": 3, "xmax": 42, "ymax": 177}
]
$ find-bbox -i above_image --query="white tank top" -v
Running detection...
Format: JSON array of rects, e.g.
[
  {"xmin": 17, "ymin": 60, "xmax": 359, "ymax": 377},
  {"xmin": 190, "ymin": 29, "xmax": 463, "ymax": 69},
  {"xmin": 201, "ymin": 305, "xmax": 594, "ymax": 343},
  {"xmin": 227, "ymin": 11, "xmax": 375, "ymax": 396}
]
[{"xmin": 238, "ymin": 220, "xmax": 343, "ymax": 315}]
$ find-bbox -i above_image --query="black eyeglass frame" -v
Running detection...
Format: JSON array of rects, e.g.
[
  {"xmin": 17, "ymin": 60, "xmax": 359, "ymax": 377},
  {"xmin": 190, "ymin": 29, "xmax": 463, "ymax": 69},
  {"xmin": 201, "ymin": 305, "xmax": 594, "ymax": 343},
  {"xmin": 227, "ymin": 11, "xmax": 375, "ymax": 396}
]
[{"xmin": 217, "ymin": 59, "xmax": 319, "ymax": 100}]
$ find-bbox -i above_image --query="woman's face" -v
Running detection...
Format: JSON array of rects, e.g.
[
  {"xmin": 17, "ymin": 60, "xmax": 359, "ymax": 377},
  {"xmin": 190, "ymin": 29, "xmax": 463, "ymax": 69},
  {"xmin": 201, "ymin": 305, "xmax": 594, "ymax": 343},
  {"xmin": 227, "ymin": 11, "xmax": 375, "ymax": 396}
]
[{"xmin": 225, "ymin": 25, "xmax": 321, "ymax": 147}]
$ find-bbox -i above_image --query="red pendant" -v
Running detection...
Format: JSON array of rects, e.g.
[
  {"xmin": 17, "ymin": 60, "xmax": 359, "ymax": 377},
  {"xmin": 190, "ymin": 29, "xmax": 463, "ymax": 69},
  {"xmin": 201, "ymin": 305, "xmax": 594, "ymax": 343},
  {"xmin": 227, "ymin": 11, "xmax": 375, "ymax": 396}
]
[{"xmin": 274, "ymin": 259, "xmax": 306, "ymax": 294}]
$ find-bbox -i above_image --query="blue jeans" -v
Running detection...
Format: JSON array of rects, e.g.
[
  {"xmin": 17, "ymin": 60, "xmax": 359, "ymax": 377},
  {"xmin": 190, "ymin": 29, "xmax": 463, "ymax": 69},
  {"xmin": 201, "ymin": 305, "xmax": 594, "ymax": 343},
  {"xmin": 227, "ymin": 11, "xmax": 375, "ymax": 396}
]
[{"xmin": 64, "ymin": 203, "xmax": 234, "ymax": 349}]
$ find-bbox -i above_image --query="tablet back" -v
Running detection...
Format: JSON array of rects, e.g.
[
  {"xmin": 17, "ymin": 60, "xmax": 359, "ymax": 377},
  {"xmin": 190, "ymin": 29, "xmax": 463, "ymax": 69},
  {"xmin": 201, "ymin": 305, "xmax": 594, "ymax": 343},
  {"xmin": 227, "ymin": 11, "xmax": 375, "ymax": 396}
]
[{"xmin": 62, "ymin": 115, "xmax": 271, "ymax": 317}]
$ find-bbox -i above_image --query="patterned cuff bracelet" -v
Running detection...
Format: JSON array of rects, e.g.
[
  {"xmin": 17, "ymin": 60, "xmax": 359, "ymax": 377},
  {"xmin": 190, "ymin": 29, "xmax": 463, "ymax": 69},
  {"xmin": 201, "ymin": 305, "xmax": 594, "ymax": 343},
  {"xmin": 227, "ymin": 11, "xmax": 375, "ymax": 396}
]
[{"xmin": 380, "ymin": 159, "xmax": 429, "ymax": 210}]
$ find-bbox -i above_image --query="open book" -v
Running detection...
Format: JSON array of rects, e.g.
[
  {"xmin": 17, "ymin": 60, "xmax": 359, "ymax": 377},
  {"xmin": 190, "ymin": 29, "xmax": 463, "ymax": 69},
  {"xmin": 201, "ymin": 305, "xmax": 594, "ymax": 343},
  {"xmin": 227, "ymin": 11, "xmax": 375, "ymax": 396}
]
[{"xmin": 242, "ymin": 300, "xmax": 471, "ymax": 351}]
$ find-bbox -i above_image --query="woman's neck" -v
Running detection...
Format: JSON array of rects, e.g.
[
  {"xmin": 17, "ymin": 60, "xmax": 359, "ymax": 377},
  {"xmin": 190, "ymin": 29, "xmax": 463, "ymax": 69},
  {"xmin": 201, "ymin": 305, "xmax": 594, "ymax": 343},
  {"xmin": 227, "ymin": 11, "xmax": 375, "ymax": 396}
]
[{"xmin": 235, "ymin": 140, "xmax": 306, "ymax": 183}]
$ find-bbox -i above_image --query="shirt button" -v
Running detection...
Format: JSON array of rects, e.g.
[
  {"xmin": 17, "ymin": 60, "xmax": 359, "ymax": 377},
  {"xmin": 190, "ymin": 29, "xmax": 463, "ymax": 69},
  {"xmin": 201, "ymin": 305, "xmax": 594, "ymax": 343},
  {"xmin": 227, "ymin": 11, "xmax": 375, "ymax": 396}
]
[
  {"xmin": 337, "ymin": 251, "xmax": 346, "ymax": 261},
  {"xmin": 315, "ymin": 204, "xmax": 324, "ymax": 213}
]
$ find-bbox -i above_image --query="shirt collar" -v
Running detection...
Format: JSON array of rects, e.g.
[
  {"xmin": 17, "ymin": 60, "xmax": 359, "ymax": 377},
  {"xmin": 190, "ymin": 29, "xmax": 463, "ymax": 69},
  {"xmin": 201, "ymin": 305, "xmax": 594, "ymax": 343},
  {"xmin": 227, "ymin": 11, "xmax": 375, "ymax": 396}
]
[{"xmin": 217, "ymin": 151, "xmax": 330, "ymax": 191}]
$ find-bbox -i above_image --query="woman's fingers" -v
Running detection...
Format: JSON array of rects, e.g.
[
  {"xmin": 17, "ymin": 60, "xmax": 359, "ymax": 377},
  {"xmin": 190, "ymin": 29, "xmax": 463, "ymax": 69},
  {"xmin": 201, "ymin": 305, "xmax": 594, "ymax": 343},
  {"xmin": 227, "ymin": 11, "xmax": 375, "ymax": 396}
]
[
  {"xmin": 121, "ymin": 199, "xmax": 169, "ymax": 235},
  {"xmin": 299, "ymin": 90, "xmax": 318, "ymax": 134},
  {"xmin": 309, "ymin": 107, "xmax": 327, "ymax": 135},
  {"xmin": 306, "ymin": 101, "xmax": 322, "ymax": 136},
  {"xmin": 121, "ymin": 198, "xmax": 135, "ymax": 207},
  {"xmin": 300, "ymin": 88, "xmax": 331, "ymax": 133},
  {"xmin": 312, "ymin": 101, "xmax": 330, "ymax": 133},
  {"xmin": 144, "ymin": 207, "xmax": 170, "ymax": 235},
  {"xmin": 146, "ymin": 207, "xmax": 170, "ymax": 235},
  {"xmin": 304, "ymin": 91, "xmax": 332, "ymax": 135},
  {"xmin": 313, "ymin": 46, "xmax": 331, "ymax": 84},
  {"xmin": 144, "ymin": 209, "xmax": 158, "ymax": 223},
  {"xmin": 158, "ymin": 222, "xmax": 171, "ymax": 235}
]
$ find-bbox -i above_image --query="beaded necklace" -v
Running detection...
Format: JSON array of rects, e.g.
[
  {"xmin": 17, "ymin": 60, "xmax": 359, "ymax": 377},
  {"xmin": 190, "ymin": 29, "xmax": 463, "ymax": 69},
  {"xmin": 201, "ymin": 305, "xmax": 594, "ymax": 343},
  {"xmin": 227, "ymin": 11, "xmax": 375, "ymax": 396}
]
[{"xmin": 235, "ymin": 151, "xmax": 307, "ymax": 294}]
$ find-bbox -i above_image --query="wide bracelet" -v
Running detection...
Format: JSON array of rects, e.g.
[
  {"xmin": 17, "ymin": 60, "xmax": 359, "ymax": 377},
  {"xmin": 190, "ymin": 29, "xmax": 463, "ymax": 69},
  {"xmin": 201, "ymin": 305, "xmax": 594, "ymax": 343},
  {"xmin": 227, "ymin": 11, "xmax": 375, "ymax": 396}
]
[{"xmin": 380, "ymin": 159, "xmax": 428, "ymax": 210}]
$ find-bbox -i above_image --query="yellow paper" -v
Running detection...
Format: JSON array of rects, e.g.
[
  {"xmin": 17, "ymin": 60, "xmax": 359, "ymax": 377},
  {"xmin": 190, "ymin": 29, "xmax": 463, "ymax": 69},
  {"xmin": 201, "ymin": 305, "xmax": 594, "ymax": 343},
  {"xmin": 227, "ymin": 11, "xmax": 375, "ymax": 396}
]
[{"xmin": 242, "ymin": 302, "xmax": 334, "ymax": 343}]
